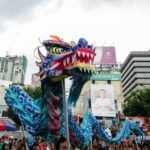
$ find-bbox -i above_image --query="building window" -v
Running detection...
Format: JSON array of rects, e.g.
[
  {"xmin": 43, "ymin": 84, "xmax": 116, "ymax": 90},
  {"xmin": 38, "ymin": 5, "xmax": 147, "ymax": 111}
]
[
  {"xmin": 92, "ymin": 80, "xmax": 95, "ymax": 84},
  {"xmin": 15, "ymin": 71, "xmax": 18, "ymax": 75},
  {"xmin": 2, "ymin": 110, "xmax": 8, "ymax": 117},
  {"xmin": 107, "ymin": 80, "xmax": 111, "ymax": 84},
  {"xmin": 88, "ymin": 99, "xmax": 91, "ymax": 108},
  {"xmin": 96, "ymin": 116, "xmax": 103, "ymax": 120}
]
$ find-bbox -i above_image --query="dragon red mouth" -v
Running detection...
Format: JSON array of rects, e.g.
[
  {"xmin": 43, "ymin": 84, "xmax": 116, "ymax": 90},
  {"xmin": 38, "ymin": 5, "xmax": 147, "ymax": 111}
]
[{"xmin": 51, "ymin": 48, "xmax": 96, "ymax": 71}]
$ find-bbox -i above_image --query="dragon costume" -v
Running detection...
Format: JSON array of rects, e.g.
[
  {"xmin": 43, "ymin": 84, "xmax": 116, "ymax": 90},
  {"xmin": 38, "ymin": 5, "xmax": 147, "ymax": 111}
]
[{"xmin": 5, "ymin": 35, "xmax": 143, "ymax": 147}]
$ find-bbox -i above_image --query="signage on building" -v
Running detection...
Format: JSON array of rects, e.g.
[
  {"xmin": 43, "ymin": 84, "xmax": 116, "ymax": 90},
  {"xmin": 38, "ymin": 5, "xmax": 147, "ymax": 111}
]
[
  {"xmin": 94, "ymin": 46, "xmax": 117, "ymax": 66},
  {"xmin": 100, "ymin": 47, "xmax": 117, "ymax": 65},
  {"xmin": 91, "ymin": 84, "xmax": 116, "ymax": 117},
  {"xmin": 91, "ymin": 73, "xmax": 121, "ymax": 80}
]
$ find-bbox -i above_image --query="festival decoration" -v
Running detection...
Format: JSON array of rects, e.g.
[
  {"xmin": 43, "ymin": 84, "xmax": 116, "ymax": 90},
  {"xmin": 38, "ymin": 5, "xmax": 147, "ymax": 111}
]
[{"xmin": 5, "ymin": 35, "xmax": 144, "ymax": 147}]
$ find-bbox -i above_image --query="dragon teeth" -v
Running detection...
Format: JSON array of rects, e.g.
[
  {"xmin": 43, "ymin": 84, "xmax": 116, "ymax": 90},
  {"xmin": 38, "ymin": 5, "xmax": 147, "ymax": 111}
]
[
  {"xmin": 89, "ymin": 60, "xmax": 92, "ymax": 65},
  {"xmin": 82, "ymin": 52, "xmax": 85, "ymax": 57},
  {"xmin": 90, "ymin": 54, "xmax": 94, "ymax": 59},
  {"xmin": 86, "ymin": 53, "xmax": 89, "ymax": 58},
  {"xmin": 67, "ymin": 57, "xmax": 70, "ymax": 64},
  {"xmin": 72, "ymin": 55, "xmax": 74, "ymax": 64},
  {"xmin": 63, "ymin": 60, "xmax": 66, "ymax": 66},
  {"xmin": 72, "ymin": 54, "xmax": 76, "ymax": 64},
  {"xmin": 77, "ymin": 51, "xmax": 81, "ymax": 57},
  {"xmin": 79, "ymin": 68, "xmax": 82, "ymax": 72}
]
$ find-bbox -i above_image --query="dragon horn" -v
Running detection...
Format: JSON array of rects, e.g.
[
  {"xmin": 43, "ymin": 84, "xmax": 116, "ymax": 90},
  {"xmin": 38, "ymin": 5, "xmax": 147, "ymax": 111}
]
[
  {"xmin": 38, "ymin": 47, "xmax": 45, "ymax": 60},
  {"xmin": 50, "ymin": 35, "xmax": 63, "ymax": 42},
  {"xmin": 36, "ymin": 61, "xmax": 41, "ymax": 67},
  {"xmin": 93, "ymin": 47, "xmax": 96, "ymax": 52}
]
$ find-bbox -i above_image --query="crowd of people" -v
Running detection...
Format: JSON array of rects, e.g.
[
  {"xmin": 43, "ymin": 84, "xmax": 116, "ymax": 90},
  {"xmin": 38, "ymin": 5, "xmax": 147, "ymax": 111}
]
[
  {"xmin": 0, "ymin": 134, "xmax": 150, "ymax": 150},
  {"xmin": 0, "ymin": 135, "xmax": 56, "ymax": 150},
  {"xmin": 0, "ymin": 121, "xmax": 150, "ymax": 150}
]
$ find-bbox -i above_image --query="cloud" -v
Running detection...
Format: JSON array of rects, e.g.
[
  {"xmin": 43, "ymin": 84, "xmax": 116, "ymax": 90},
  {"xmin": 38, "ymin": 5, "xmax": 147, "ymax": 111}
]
[
  {"xmin": 0, "ymin": 0, "xmax": 46, "ymax": 20},
  {"xmin": 79, "ymin": 0, "xmax": 150, "ymax": 10},
  {"xmin": 0, "ymin": 0, "xmax": 64, "ymax": 31}
]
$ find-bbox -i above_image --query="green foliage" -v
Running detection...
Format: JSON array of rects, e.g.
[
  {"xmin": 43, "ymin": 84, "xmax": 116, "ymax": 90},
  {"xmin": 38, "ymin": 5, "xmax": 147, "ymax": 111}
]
[
  {"xmin": 123, "ymin": 88, "xmax": 150, "ymax": 117},
  {"xmin": 23, "ymin": 86, "xmax": 42, "ymax": 99}
]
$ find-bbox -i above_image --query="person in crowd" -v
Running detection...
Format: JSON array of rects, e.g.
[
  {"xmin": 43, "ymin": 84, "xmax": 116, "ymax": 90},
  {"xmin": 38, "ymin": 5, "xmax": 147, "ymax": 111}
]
[
  {"xmin": 34, "ymin": 136, "xmax": 41, "ymax": 145},
  {"xmin": 0, "ymin": 138, "xmax": 3, "ymax": 149},
  {"xmin": 32, "ymin": 144, "xmax": 41, "ymax": 150},
  {"xmin": 141, "ymin": 124, "xmax": 148, "ymax": 135},
  {"xmin": 41, "ymin": 141, "xmax": 50, "ymax": 150},
  {"xmin": 49, "ymin": 143, "xmax": 55, "ymax": 150},
  {"xmin": 55, "ymin": 136, "xmax": 67, "ymax": 150},
  {"xmin": 105, "ymin": 127, "xmax": 112, "ymax": 137},
  {"xmin": 140, "ymin": 140, "xmax": 150, "ymax": 150},
  {"xmin": 31, "ymin": 136, "xmax": 41, "ymax": 150},
  {"xmin": 10, "ymin": 144, "xmax": 16, "ymax": 150},
  {"xmin": 2, "ymin": 143, "xmax": 9, "ymax": 150},
  {"xmin": 92, "ymin": 136, "xmax": 99, "ymax": 150},
  {"xmin": 81, "ymin": 145, "xmax": 89, "ymax": 150},
  {"xmin": 110, "ymin": 120, "xmax": 119, "ymax": 138}
]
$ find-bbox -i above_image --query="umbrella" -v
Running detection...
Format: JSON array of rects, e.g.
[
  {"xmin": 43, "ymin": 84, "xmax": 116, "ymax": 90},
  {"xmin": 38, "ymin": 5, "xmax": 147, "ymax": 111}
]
[{"xmin": 0, "ymin": 118, "xmax": 17, "ymax": 131}]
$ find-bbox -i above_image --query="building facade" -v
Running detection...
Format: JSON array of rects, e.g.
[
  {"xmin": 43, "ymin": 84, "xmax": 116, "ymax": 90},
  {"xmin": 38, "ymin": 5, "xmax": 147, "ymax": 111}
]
[
  {"xmin": 0, "ymin": 55, "xmax": 27, "ymax": 85},
  {"xmin": 31, "ymin": 74, "xmax": 41, "ymax": 87},
  {"xmin": 0, "ymin": 79, "xmax": 12, "ymax": 117},
  {"xmin": 121, "ymin": 51, "xmax": 150, "ymax": 99}
]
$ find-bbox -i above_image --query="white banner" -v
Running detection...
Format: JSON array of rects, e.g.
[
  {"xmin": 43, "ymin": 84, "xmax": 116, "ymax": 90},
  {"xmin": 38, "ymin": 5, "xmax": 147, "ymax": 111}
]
[{"xmin": 91, "ymin": 84, "xmax": 116, "ymax": 117}]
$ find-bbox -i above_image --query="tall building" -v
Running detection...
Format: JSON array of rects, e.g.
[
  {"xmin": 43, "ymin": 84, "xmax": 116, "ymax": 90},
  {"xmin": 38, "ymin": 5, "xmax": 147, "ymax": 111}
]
[
  {"xmin": 121, "ymin": 51, "xmax": 150, "ymax": 99},
  {"xmin": 31, "ymin": 74, "xmax": 41, "ymax": 87},
  {"xmin": 0, "ymin": 55, "xmax": 27, "ymax": 85},
  {"xmin": 0, "ymin": 79, "xmax": 12, "ymax": 117}
]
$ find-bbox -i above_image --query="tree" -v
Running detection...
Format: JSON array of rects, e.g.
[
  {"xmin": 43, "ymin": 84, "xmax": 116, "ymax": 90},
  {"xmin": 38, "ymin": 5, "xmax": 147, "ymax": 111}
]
[
  {"xmin": 123, "ymin": 88, "xmax": 150, "ymax": 117},
  {"xmin": 23, "ymin": 86, "xmax": 42, "ymax": 99},
  {"xmin": 7, "ymin": 86, "xmax": 42, "ymax": 125}
]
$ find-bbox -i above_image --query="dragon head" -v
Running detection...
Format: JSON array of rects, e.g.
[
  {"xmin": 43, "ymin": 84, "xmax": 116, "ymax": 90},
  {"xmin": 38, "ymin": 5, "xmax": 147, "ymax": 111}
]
[{"xmin": 36, "ymin": 35, "xmax": 96, "ymax": 81}]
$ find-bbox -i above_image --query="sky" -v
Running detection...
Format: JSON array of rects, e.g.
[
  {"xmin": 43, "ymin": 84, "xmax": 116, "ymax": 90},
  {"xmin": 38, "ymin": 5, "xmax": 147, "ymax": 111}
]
[{"xmin": 0, "ymin": 0, "xmax": 150, "ymax": 84}]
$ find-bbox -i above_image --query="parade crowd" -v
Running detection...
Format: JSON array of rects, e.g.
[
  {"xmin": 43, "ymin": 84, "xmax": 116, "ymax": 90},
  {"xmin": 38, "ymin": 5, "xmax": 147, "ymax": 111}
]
[{"xmin": 0, "ymin": 121, "xmax": 150, "ymax": 150}]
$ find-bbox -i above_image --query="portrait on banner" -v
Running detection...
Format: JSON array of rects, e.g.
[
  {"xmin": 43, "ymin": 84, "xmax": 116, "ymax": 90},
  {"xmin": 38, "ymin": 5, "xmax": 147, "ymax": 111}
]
[{"xmin": 91, "ymin": 84, "xmax": 116, "ymax": 117}]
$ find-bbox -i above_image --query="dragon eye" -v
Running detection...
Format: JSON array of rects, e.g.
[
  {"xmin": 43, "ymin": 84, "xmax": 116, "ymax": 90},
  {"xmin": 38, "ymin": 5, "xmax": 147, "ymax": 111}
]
[{"xmin": 49, "ymin": 47, "xmax": 66, "ymax": 54}]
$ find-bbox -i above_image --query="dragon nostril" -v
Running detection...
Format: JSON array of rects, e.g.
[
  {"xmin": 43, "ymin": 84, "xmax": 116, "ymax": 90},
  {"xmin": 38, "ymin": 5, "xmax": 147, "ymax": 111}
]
[
  {"xmin": 78, "ymin": 44, "xmax": 81, "ymax": 48},
  {"xmin": 88, "ymin": 45, "xmax": 91, "ymax": 49}
]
